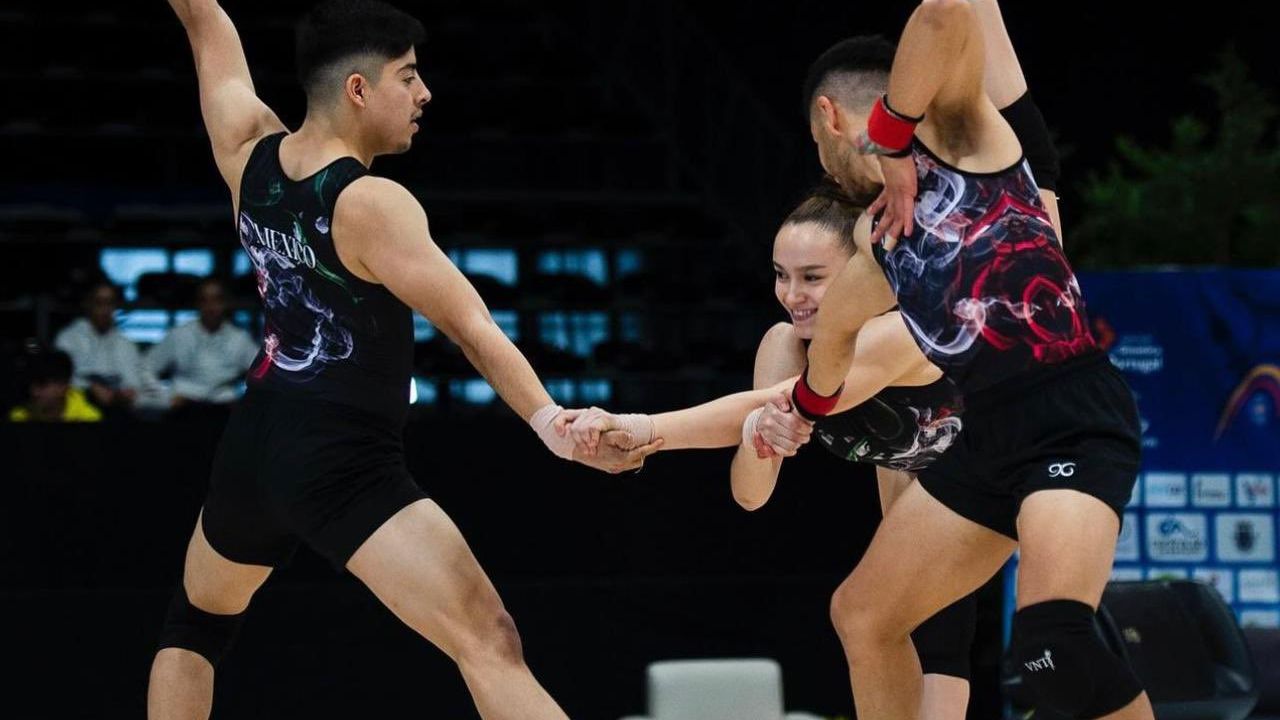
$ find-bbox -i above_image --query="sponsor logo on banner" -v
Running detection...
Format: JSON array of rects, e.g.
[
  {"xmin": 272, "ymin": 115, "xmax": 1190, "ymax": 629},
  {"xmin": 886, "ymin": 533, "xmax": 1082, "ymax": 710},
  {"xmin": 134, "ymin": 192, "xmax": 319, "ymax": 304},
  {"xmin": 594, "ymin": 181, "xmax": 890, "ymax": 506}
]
[
  {"xmin": 1238, "ymin": 569, "xmax": 1280, "ymax": 603},
  {"xmin": 1144, "ymin": 473, "xmax": 1188, "ymax": 507},
  {"xmin": 1214, "ymin": 365, "xmax": 1280, "ymax": 440},
  {"xmin": 1110, "ymin": 566, "xmax": 1144, "ymax": 582},
  {"xmin": 1216, "ymin": 514, "xmax": 1276, "ymax": 563},
  {"xmin": 1240, "ymin": 610, "xmax": 1280, "ymax": 629},
  {"xmin": 1236, "ymin": 474, "xmax": 1276, "ymax": 508},
  {"xmin": 1115, "ymin": 513, "xmax": 1140, "ymax": 561},
  {"xmin": 1109, "ymin": 336, "xmax": 1164, "ymax": 375},
  {"xmin": 1128, "ymin": 474, "xmax": 1143, "ymax": 508},
  {"xmin": 1147, "ymin": 567, "xmax": 1188, "ymax": 580},
  {"xmin": 1192, "ymin": 568, "xmax": 1235, "ymax": 603},
  {"xmin": 1191, "ymin": 473, "xmax": 1232, "ymax": 507},
  {"xmin": 1146, "ymin": 513, "xmax": 1208, "ymax": 561}
]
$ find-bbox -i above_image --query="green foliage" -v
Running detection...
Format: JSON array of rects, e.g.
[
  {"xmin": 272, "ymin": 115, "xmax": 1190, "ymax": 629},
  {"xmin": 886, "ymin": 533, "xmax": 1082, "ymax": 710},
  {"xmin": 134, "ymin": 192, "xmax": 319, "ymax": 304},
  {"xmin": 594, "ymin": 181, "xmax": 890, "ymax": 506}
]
[{"xmin": 1072, "ymin": 49, "xmax": 1280, "ymax": 267}]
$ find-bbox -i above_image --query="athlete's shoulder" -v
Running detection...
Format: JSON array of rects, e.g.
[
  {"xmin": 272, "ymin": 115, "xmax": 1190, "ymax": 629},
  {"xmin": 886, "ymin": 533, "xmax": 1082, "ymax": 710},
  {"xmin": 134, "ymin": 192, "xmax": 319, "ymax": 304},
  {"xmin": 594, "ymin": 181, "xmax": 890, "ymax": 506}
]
[
  {"xmin": 753, "ymin": 322, "xmax": 806, "ymax": 387},
  {"xmin": 332, "ymin": 175, "xmax": 430, "ymax": 254},
  {"xmin": 863, "ymin": 310, "xmax": 936, "ymax": 380},
  {"xmin": 757, "ymin": 319, "xmax": 798, "ymax": 345},
  {"xmin": 862, "ymin": 311, "xmax": 919, "ymax": 354},
  {"xmin": 337, "ymin": 176, "xmax": 423, "ymax": 220},
  {"xmin": 758, "ymin": 322, "xmax": 801, "ymax": 354}
]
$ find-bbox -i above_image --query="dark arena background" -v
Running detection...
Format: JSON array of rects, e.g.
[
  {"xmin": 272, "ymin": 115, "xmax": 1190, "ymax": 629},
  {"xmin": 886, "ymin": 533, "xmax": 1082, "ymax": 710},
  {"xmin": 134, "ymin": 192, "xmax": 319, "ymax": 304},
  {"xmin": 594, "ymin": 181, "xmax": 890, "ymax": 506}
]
[{"xmin": 2, "ymin": 1, "xmax": 1279, "ymax": 718}]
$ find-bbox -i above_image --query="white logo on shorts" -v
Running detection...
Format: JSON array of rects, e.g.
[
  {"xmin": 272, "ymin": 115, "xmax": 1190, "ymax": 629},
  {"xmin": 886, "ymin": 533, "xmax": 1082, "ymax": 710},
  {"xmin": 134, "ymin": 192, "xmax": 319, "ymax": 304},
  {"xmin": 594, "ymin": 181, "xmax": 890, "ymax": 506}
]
[
  {"xmin": 1024, "ymin": 649, "xmax": 1056, "ymax": 672},
  {"xmin": 1048, "ymin": 463, "xmax": 1077, "ymax": 478}
]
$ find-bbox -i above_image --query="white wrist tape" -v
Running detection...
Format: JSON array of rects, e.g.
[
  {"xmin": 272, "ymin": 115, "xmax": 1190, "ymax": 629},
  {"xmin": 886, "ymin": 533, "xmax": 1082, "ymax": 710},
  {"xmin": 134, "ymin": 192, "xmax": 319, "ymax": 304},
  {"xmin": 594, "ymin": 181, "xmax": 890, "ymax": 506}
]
[
  {"xmin": 530, "ymin": 403, "xmax": 575, "ymax": 460},
  {"xmin": 613, "ymin": 413, "xmax": 655, "ymax": 446},
  {"xmin": 742, "ymin": 407, "xmax": 764, "ymax": 449}
]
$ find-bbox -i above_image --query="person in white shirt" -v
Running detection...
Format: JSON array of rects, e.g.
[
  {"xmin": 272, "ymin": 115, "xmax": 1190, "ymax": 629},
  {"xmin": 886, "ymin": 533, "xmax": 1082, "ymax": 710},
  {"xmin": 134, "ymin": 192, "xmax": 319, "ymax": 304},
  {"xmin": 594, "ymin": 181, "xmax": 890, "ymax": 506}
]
[
  {"xmin": 146, "ymin": 277, "xmax": 259, "ymax": 408},
  {"xmin": 54, "ymin": 281, "xmax": 145, "ymax": 412}
]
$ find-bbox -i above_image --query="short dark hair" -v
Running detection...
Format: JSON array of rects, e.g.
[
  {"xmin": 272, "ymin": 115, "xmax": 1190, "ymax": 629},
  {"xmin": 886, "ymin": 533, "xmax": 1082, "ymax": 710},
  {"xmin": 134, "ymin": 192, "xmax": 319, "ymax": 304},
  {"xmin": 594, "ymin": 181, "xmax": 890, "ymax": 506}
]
[
  {"xmin": 802, "ymin": 36, "xmax": 896, "ymax": 117},
  {"xmin": 26, "ymin": 350, "xmax": 73, "ymax": 386},
  {"xmin": 781, "ymin": 176, "xmax": 872, "ymax": 254},
  {"xmin": 196, "ymin": 276, "xmax": 225, "ymax": 294},
  {"xmin": 296, "ymin": 0, "xmax": 426, "ymax": 104},
  {"xmin": 82, "ymin": 280, "xmax": 120, "ymax": 304}
]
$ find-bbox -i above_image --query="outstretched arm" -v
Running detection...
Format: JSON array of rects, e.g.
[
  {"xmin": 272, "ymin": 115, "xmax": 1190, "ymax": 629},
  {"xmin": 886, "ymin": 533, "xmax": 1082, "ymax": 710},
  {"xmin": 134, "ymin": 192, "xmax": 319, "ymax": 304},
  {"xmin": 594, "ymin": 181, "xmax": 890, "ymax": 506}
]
[
  {"xmin": 569, "ymin": 384, "xmax": 794, "ymax": 453},
  {"xmin": 167, "ymin": 0, "xmax": 286, "ymax": 192},
  {"xmin": 573, "ymin": 311, "xmax": 920, "ymax": 454},
  {"xmin": 339, "ymin": 178, "xmax": 553, "ymax": 419},
  {"xmin": 335, "ymin": 177, "xmax": 658, "ymax": 472}
]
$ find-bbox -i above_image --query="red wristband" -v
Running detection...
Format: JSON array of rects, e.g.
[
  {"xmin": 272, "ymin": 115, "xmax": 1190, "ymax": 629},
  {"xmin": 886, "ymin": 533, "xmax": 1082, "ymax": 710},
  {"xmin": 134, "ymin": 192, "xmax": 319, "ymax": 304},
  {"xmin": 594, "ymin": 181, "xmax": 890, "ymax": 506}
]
[
  {"xmin": 866, "ymin": 95, "xmax": 920, "ymax": 155},
  {"xmin": 792, "ymin": 368, "xmax": 843, "ymax": 421}
]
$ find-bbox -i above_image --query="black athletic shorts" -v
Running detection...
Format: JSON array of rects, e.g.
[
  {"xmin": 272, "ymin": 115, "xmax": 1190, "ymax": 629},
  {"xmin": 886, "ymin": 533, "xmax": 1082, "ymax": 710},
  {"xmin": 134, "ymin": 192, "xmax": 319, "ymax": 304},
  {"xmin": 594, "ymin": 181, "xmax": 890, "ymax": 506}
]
[
  {"xmin": 201, "ymin": 387, "xmax": 427, "ymax": 568},
  {"xmin": 918, "ymin": 352, "xmax": 1141, "ymax": 539}
]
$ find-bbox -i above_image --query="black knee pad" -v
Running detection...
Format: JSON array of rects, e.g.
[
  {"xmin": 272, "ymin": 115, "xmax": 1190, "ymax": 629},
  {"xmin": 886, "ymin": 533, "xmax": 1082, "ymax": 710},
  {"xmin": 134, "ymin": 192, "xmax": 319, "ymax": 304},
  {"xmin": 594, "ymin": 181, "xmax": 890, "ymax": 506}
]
[
  {"xmin": 913, "ymin": 591, "xmax": 977, "ymax": 680},
  {"xmin": 1013, "ymin": 600, "xmax": 1142, "ymax": 719},
  {"xmin": 157, "ymin": 588, "xmax": 246, "ymax": 667}
]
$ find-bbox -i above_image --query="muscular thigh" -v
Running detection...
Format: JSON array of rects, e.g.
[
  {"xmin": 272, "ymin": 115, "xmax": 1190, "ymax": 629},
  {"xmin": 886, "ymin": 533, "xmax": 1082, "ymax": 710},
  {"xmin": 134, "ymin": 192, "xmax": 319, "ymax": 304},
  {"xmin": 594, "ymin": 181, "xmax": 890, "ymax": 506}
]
[
  {"xmin": 841, "ymin": 481, "xmax": 1015, "ymax": 633},
  {"xmin": 1014, "ymin": 489, "xmax": 1120, "ymax": 608},
  {"xmin": 346, "ymin": 499, "xmax": 506, "ymax": 657},
  {"xmin": 184, "ymin": 513, "xmax": 273, "ymax": 614}
]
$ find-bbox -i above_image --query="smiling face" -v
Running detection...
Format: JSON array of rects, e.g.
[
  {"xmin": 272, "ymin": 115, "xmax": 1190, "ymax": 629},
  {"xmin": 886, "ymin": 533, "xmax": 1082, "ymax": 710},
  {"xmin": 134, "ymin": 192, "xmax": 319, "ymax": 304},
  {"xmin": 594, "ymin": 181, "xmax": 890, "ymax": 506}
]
[{"xmin": 772, "ymin": 221, "xmax": 853, "ymax": 339}]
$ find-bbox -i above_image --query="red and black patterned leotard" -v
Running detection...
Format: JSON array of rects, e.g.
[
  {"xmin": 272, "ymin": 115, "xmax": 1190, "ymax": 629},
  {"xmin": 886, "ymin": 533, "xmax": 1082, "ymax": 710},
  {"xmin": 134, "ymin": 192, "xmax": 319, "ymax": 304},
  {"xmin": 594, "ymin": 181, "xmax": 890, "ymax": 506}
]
[{"xmin": 872, "ymin": 140, "xmax": 1098, "ymax": 395}]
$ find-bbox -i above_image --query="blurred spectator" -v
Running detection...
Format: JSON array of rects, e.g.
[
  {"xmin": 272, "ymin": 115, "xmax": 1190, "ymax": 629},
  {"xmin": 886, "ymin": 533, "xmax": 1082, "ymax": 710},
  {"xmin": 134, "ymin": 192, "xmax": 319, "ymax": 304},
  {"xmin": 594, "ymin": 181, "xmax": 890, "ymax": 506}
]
[
  {"xmin": 144, "ymin": 277, "xmax": 258, "ymax": 410},
  {"xmin": 8, "ymin": 350, "xmax": 102, "ymax": 422},
  {"xmin": 54, "ymin": 281, "xmax": 144, "ymax": 413}
]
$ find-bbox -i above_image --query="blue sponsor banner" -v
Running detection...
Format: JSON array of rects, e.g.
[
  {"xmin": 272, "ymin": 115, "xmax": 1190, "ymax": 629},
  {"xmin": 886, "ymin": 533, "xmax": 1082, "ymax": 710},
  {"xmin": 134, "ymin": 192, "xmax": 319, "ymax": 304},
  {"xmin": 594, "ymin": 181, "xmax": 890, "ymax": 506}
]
[
  {"xmin": 1082, "ymin": 270, "xmax": 1280, "ymax": 471},
  {"xmin": 1006, "ymin": 270, "xmax": 1280, "ymax": 632}
]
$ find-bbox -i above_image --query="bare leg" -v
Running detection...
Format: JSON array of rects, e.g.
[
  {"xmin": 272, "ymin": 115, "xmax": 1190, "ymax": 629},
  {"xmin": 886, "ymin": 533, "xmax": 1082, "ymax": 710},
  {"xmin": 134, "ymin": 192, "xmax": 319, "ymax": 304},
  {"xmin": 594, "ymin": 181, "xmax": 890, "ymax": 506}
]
[
  {"xmin": 346, "ymin": 499, "xmax": 568, "ymax": 720},
  {"xmin": 148, "ymin": 514, "xmax": 272, "ymax": 719},
  {"xmin": 874, "ymin": 466, "xmax": 913, "ymax": 516},
  {"xmin": 874, "ymin": 468, "xmax": 972, "ymax": 720},
  {"xmin": 1097, "ymin": 692, "xmax": 1156, "ymax": 720},
  {"xmin": 1016, "ymin": 490, "xmax": 1154, "ymax": 720},
  {"xmin": 831, "ymin": 481, "xmax": 1016, "ymax": 720},
  {"xmin": 920, "ymin": 674, "xmax": 969, "ymax": 720}
]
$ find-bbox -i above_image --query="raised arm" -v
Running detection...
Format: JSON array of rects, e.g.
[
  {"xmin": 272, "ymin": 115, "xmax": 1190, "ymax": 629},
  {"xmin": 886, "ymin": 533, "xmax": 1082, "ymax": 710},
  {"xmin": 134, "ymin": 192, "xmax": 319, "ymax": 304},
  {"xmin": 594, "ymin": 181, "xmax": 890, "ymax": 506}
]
[
  {"xmin": 167, "ymin": 0, "xmax": 286, "ymax": 192},
  {"xmin": 864, "ymin": 0, "xmax": 987, "ymax": 245},
  {"xmin": 887, "ymin": 0, "xmax": 986, "ymax": 125},
  {"xmin": 969, "ymin": 0, "xmax": 1063, "ymax": 238},
  {"xmin": 801, "ymin": 213, "xmax": 898, "ymax": 399},
  {"xmin": 968, "ymin": 0, "xmax": 1025, "ymax": 108}
]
